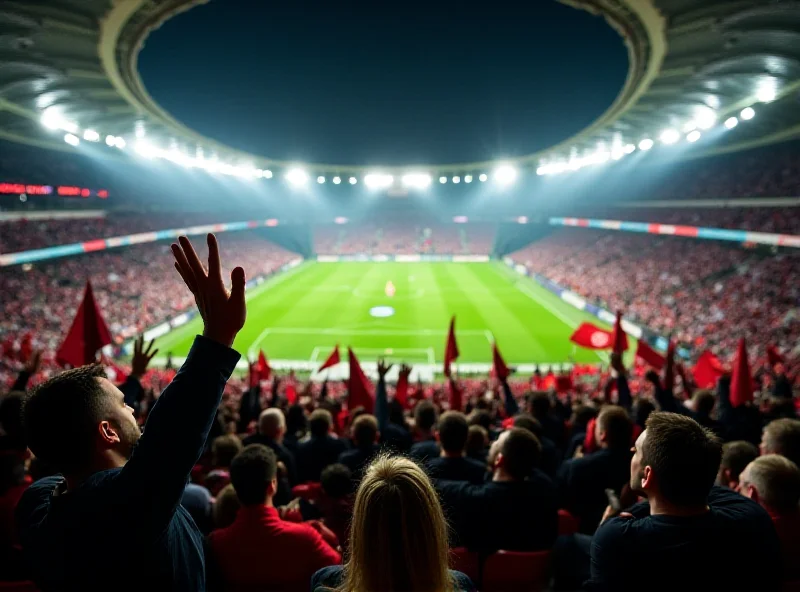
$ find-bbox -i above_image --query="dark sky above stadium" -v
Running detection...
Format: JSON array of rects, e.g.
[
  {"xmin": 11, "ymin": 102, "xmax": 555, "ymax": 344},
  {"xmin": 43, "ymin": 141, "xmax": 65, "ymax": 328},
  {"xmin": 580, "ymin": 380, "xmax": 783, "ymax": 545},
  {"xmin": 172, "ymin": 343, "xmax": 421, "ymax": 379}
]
[{"xmin": 139, "ymin": 0, "xmax": 628, "ymax": 166}]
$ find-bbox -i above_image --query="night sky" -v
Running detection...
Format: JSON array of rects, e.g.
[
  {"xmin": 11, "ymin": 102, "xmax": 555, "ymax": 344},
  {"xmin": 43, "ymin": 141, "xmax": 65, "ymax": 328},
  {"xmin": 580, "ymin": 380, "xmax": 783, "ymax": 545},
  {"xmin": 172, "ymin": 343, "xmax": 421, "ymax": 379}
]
[{"xmin": 139, "ymin": 0, "xmax": 627, "ymax": 166}]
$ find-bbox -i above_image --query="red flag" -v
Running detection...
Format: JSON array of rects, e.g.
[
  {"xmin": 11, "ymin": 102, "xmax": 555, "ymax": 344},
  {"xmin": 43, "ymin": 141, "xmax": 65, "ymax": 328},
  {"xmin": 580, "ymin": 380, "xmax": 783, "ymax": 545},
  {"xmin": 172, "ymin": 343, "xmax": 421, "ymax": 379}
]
[
  {"xmin": 492, "ymin": 342, "xmax": 510, "ymax": 380},
  {"xmin": 611, "ymin": 311, "xmax": 629, "ymax": 354},
  {"xmin": 257, "ymin": 350, "xmax": 271, "ymax": 381},
  {"xmin": 730, "ymin": 338, "xmax": 753, "ymax": 408},
  {"xmin": 286, "ymin": 379, "xmax": 297, "ymax": 405},
  {"xmin": 318, "ymin": 345, "xmax": 341, "ymax": 372},
  {"xmin": 556, "ymin": 371, "xmax": 573, "ymax": 394},
  {"xmin": 447, "ymin": 378, "xmax": 463, "ymax": 411},
  {"xmin": 692, "ymin": 350, "xmax": 725, "ymax": 389},
  {"xmin": 636, "ymin": 340, "xmax": 666, "ymax": 370},
  {"xmin": 767, "ymin": 345, "xmax": 784, "ymax": 367},
  {"xmin": 570, "ymin": 323, "xmax": 614, "ymax": 350},
  {"xmin": 347, "ymin": 348, "xmax": 374, "ymax": 413},
  {"xmin": 19, "ymin": 333, "xmax": 33, "ymax": 363},
  {"xmin": 664, "ymin": 341, "xmax": 676, "ymax": 393},
  {"xmin": 248, "ymin": 361, "xmax": 260, "ymax": 388},
  {"xmin": 395, "ymin": 369, "xmax": 409, "ymax": 409},
  {"xmin": 443, "ymin": 316, "xmax": 459, "ymax": 377},
  {"xmin": 56, "ymin": 281, "xmax": 112, "ymax": 367}
]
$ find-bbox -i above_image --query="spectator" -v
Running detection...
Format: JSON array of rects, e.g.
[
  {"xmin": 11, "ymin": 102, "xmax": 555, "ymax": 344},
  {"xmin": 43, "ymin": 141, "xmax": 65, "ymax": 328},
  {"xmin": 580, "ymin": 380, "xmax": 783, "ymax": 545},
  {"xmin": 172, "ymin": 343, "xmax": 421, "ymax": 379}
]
[
  {"xmin": 311, "ymin": 455, "xmax": 475, "ymax": 592},
  {"xmin": 425, "ymin": 411, "xmax": 487, "ymax": 484},
  {"xmin": 283, "ymin": 404, "xmax": 307, "ymax": 456},
  {"xmin": 558, "ymin": 405, "xmax": 633, "ymax": 533},
  {"xmin": 527, "ymin": 392, "xmax": 566, "ymax": 449},
  {"xmin": 207, "ymin": 444, "xmax": 340, "ymax": 591},
  {"xmin": 15, "ymin": 234, "xmax": 245, "ymax": 590},
  {"xmin": 513, "ymin": 413, "xmax": 562, "ymax": 478},
  {"xmin": 738, "ymin": 454, "xmax": 800, "ymax": 579},
  {"xmin": 716, "ymin": 440, "xmax": 759, "ymax": 489},
  {"xmin": 436, "ymin": 428, "xmax": 558, "ymax": 553},
  {"xmin": 296, "ymin": 409, "xmax": 348, "ymax": 483},
  {"xmin": 301, "ymin": 463, "xmax": 354, "ymax": 549},
  {"xmin": 588, "ymin": 412, "xmax": 781, "ymax": 591},
  {"xmin": 212, "ymin": 484, "xmax": 241, "ymax": 530},
  {"xmin": 338, "ymin": 414, "xmax": 380, "ymax": 481},
  {"xmin": 761, "ymin": 418, "xmax": 800, "ymax": 467},
  {"xmin": 465, "ymin": 424, "xmax": 489, "ymax": 465},
  {"xmin": 243, "ymin": 408, "xmax": 298, "ymax": 485},
  {"xmin": 180, "ymin": 482, "xmax": 213, "ymax": 535},
  {"xmin": 204, "ymin": 434, "xmax": 242, "ymax": 496},
  {"xmin": 409, "ymin": 401, "xmax": 440, "ymax": 461},
  {"xmin": 691, "ymin": 390, "xmax": 720, "ymax": 435}
]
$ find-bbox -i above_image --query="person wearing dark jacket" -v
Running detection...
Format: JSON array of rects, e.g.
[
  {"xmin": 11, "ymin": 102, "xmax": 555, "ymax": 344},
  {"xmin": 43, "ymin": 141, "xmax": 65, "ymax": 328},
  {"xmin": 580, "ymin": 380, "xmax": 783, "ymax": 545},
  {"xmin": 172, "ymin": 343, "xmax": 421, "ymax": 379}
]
[
  {"xmin": 557, "ymin": 405, "xmax": 633, "ymax": 534},
  {"xmin": 436, "ymin": 428, "xmax": 558, "ymax": 553},
  {"xmin": 296, "ymin": 409, "xmax": 348, "ymax": 483},
  {"xmin": 242, "ymin": 408, "xmax": 298, "ymax": 486},
  {"xmin": 409, "ymin": 400, "xmax": 440, "ymax": 461},
  {"xmin": 338, "ymin": 414, "xmax": 380, "ymax": 481},
  {"xmin": 16, "ymin": 234, "xmax": 245, "ymax": 591},
  {"xmin": 426, "ymin": 411, "xmax": 487, "ymax": 484}
]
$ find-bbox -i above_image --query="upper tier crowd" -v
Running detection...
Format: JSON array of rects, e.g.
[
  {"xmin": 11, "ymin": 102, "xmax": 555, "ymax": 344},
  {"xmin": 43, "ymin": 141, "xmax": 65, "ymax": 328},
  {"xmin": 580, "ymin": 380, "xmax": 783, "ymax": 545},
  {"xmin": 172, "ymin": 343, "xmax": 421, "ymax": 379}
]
[
  {"xmin": 512, "ymin": 228, "xmax": 800, "ymax": 362},
  {"xmin": 0, "ymin": 234, "xmax": 797, "ymax": 592}
]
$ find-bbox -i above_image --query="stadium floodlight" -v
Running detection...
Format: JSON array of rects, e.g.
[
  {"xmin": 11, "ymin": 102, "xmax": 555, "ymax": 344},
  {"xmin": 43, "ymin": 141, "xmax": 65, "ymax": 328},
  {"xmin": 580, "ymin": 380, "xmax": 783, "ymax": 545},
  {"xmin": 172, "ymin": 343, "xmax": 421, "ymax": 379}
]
[
  {"xmin": 623, "ymin": 143, "xmax": 636, "ymax": 154},
  {"xmin": 114, "ymin": 137, "xmax": 126, "ymax": 149},
  {"xmin": 105, "ymin": 135, "xmax": 116, "ymax": 147},
  {"xmin": 83, "ymin": 129, "xmax": 100, "ymax": 142},
  {"xmin": 686, "ymin": 130, "xmax": 701, "ymax": 143},
  {"xmin": 64, "ymin": 133, "xmax": 80, "ymax": 146},
  {"xmin": 464, "ymin": 175, "xmax": 473, "ymax": 183},
  {"xmin": 332, "ymin": 176, "xmax": 341, "ymax": 185},
  {"xmin": 756, "ymin": 80, "xmax": 777, "ymax": 103},
  {"xmin": 263, "ymin": 169, "xmax": 273, "ymax": 179},
  {"xmin": 724, "ymin": 116, "xmax": 738, "ymax": 129},
  {"xmin": 452, "ymin": 176, "xmax": 461, "ymax": 184},
  {"xmin": 638, "ymin": 138, "xmax": 654, "ymax": 151},
  {"xmin": 517, "ymin": 216, "xmax": 528, "ymax": 224},
  {"xmin": 317, "ymin": 176, "xmax": 326, "ymax": 184},
  {"xmin": 740, "ymin": 107, "xmax": 755, "ymax": 120},
  {"xmin": 41, "ymin": 109, "xmax": 78, "ymax": 134},
  {"xmin": 349, "ymin": 176, "xmax": 357, "ymax": 185},
  {"xmin": 285, "ymin": 167, "xmax": 309, "ymax": 186},
  {"xmin": 479, "ymin": 173, "xmax": 487, "ymax": 182},
  {"xmin": 682, "ymin": 121, "xmax": 698, "ymax": 133},
  {"xmin": 695, "ymin": 109, "xmax": 716, "ymax": 130},
  {"xmin": 364, "ymin": 173, "xmax": 393, "ymax": 189},
  {"xmin": 659, "ymin": 129, "xmax": 680, "ymax": 145},
  {"xmin": 536, "ymin": 166, "xmax": 546, "ymax": 176},
  {"xmin": 493, "ymin": 164, "xmax": 517, "ymax": 186},
  {"xmin": 401, "ymin": 173, "xmax": 432, "ymax": 189},
  {"xmin": 439, "ymin": 176, "xmax": 447, "ymax": 184}
]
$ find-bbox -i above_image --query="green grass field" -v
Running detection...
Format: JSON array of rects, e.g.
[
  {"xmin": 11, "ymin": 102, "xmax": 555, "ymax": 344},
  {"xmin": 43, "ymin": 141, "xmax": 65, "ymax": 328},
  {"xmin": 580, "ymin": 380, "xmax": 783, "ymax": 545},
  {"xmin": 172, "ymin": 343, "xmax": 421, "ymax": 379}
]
[{"xmin": 155, "ymin": 261, "xmax": 619, "ymax": 371}]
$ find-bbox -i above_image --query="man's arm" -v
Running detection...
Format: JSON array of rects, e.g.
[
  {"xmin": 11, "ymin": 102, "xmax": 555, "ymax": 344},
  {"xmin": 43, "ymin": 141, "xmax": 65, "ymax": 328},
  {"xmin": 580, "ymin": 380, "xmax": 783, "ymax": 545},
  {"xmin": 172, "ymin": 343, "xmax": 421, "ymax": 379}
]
[
  {"xmin": 375, "ymin": 359, "xmax": 391, "ymax": 434},
  {"xmin": 586, "ymin": 519, "xmax": 630, "ymax": 591},
  {"xmin": 610, "ymin": 354, "xmax": 631, "ymax": 411},
  {"xmin": 10, "ymin": 350, "xmax": 41, "ymax": 392},
  {"xmin": 114, "ymin": 234, "xmax": 246, "ymax": 536},
  {"xmin": 500, "ymin": 376, "xmax": 519, "ymax": 417}
]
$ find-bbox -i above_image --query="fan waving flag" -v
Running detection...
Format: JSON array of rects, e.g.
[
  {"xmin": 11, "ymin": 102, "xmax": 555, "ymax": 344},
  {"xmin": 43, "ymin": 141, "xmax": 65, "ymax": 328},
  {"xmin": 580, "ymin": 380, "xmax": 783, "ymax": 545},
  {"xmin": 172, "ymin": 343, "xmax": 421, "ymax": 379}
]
[
  {"xmin": 56, "ymin": 281, "xmax": 112, "ymax": 367},
  {"xmin": 443, "ymin": 316, "xmax": 459, "ymax": 377},
  {"xmin": 492, "ymin": 342, "xmax": 510, "ymax": 380},
  {"xmin": 730, "ymin": 338, "xmax": 754, "ymax": 408},
  {"xmin": 319, "ymin": 344, "xmax": 341, "ymax": 372},
  {"xmin": 257, "ymin": 350, "xmax": 272, "ymax": 381},
  {"xmin": 570, "ymin": 323, "xmax": 614, "ymax": 350},
  {"xmin": 692, "ymin": 350, "xmax": 725, "ymax": 389},
  {"xmin": 636, "ymin": 340, "xmax": 666, "ymax": 370},
  {"xmin": 347, "ymin": 348, "xmax": 374, "ymax": 413},
  {"xmin": 611, "ymin": 311, "xmax": 629, "ymax": 354}
]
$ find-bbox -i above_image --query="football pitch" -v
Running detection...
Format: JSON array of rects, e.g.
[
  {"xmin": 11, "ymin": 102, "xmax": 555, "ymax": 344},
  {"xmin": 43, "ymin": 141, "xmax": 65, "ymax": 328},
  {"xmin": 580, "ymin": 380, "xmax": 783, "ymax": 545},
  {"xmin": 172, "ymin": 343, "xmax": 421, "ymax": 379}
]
[{"xmin": 154, "ymin": 261, "xmax": 616, "ymax": 372}]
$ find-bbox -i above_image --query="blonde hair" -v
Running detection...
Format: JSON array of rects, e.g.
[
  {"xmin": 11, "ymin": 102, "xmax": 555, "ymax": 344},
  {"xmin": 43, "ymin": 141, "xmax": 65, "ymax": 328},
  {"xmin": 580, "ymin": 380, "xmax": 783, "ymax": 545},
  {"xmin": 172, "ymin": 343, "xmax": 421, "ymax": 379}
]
[{"xmin": 337, "ymin": 455, "xmax": 454, "ymax": 592}]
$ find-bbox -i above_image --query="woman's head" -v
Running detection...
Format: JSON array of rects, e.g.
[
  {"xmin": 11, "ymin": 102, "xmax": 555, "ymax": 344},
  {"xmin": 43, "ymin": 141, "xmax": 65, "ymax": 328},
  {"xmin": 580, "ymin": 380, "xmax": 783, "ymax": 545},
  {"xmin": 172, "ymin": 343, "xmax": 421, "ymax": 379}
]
[{"xmin": 340, "ymin": 455, "xmax": 453, "ymax": 592}]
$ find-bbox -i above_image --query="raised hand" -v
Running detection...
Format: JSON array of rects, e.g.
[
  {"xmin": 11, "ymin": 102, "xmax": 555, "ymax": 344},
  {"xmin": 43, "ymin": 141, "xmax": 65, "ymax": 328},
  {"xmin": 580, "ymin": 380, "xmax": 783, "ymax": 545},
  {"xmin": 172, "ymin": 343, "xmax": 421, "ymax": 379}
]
[
  {"xmin": 377, "ymin": 358, "xmax": 393, "ymax": 379},
  {"xmin": 171, "ymin": 234, "xmax": 246, "ymax": 348},
  {"xmin": 130, "ymin": 335, "xmax": 158, "ymax": 379},
  {"xmin": 399, "ymin": 363, "xmax": 412, "ymax": 378},
  {"xmin": 24, "ymin": 349, "xmax": 43, "ymax": 375}
]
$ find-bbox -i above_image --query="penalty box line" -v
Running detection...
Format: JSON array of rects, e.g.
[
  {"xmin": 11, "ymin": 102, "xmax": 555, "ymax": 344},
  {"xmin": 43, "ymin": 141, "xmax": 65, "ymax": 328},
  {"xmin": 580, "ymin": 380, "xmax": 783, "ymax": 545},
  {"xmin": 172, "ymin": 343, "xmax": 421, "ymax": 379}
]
[{"xmin": 311, "ymin": 346, "xmax": 435, "ymax": 364}]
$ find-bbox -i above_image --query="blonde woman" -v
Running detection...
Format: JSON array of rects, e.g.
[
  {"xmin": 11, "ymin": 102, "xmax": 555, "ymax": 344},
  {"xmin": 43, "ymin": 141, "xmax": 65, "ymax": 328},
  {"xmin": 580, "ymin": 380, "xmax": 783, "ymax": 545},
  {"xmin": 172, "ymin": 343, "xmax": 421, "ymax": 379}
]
[{"xmin": 311, "ymin": 455, "xmax": 475, "ymax": 592}]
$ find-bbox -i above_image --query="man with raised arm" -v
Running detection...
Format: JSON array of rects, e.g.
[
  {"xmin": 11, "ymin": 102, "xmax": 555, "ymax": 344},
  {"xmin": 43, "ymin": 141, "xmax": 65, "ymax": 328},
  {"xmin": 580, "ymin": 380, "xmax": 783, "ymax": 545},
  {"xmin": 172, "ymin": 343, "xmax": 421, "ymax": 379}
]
[{"xmin": 17, "ymin": 234, "xmax": 246, "ymax": 591}]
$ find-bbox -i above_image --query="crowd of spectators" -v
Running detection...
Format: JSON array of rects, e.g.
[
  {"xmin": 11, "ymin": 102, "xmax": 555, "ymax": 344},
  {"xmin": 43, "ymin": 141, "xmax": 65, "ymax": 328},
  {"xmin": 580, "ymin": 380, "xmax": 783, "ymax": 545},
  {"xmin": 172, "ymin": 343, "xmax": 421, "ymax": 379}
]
[
  {"xmin": 314, "ymin": 222, "xmax": 496, "ymax": 255},
  {"xmin": 513, "ymin": 228, "xmax": 800, "ymax": 362},
  {"xmin": 0, "ymin": 233, "xmax": 796, "ymax": 591}
]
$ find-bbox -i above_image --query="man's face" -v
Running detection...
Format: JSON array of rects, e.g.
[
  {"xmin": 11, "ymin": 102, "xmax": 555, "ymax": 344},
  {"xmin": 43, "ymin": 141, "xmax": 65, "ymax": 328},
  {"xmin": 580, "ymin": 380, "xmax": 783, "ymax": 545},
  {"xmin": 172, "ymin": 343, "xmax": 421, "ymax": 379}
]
[
  {"xmin": 630, "ymin": 429, "xmax": 647, "ymax": 495},
  {"xmin": 97, "ymin": 378, "xmax": 141, "ymax": 459},
  {"xmin": 488, "ymin": 430, "xmax": 509, "ymax": 468},
  {"xmin": 759, "ymin": 429, "xmax": 770, "ymax": 457},
  {"xmin": 737, "ymin": 463, "xmax": 755, "ymax": 499}
]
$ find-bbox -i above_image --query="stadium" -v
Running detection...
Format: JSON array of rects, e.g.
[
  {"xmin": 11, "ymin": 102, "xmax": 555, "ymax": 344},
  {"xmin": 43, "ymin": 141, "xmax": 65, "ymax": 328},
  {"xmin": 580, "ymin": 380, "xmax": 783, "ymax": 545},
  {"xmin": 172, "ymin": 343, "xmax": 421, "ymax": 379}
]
[{"xmin": 0, "ymin": 0, "xmax": 799, "ymax": 590}]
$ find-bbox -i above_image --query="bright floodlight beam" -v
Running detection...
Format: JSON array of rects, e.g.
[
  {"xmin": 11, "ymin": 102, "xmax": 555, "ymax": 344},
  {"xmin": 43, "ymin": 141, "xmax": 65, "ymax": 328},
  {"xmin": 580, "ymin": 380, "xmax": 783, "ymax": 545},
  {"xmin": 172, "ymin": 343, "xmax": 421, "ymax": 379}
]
[
  {"xmin": 695, "ymin": 109, "xmax": 717, "ymax": 130},
  {"xmin": 286, "ymin": 167, "xmax": 309, "ymax": 186},
  {"xmin": 464, "ymin": 174, "xmax": 473, "ymax": 183},
  {"xmin": 401, "ymin": 173, "xmax": 432, "ymax": 189},
  {"xmin": 439, "ymin": 176, "xmax": 447, "ymax": 184},
  {"xmin": 623, "ymin": 143, "xmax": 636, "ymax": 154},
  {"xmin": 317, "ymin": 176, "xmax": 325, "ymax": 184},
  {"xmin": 638, "ymin": 138, "xmax": 654, "ymax": 151},
  {"xmin": 349, "ymin": 176, "xmax": 357, "ymax": 185},
  {"xmin": 64, "ymin": 133, "xmax": 80, "ymax": 146},
  {"xmin": 364, "ymin": 173, "xmax": 393, "ymax": 189},
  {"xmin": 724, "ymin": 117, "xmax": 738, "ymax": 129},
  {"xmin": 333, "ymin": 176, "xmax": 341, "ymax": 185},
  {"xmin": 659, "ymin": 129, "xmax": 680, "ymax": 145},
  {"xmin": 478, "ymin": 173, "xmax": 488, "ymax": 182},
  {"xmin": 83, "ymin": 129, "xmax": 100, "ymax": 142},
  {"xmin": 740, "ymin": 107, "xmax": 755, "ymax": 120},
  {"xmin": 493, "ymin": 164, "xmax": 517, "ymax": 185},
  {"xmin": 686, "ymin": 130, "xmax": 701, "ymax": 143},
  {"xmin": 452, "ymin": 176, "xmax": 461, "ymax": 184}
]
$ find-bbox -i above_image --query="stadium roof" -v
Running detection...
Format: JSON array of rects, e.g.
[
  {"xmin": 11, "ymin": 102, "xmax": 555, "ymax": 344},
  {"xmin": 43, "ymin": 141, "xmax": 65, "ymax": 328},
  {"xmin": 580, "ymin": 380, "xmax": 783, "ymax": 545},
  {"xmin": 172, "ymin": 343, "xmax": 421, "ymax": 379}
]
[{"xmin": 1, "ymin": 0, "xmax": 800, "ymax": 177}]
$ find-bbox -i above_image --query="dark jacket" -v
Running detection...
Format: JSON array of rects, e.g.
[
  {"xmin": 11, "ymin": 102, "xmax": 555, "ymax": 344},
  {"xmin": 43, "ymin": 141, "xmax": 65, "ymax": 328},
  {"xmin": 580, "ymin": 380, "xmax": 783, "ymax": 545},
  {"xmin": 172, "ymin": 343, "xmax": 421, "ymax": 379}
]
[
  {"xmin": 337, "ymin": 445, "xmax": 380, "ymax": 481},
  {"xmin": 557, "ymin": 447, "xmax": 632, "ymax": 534},
  {"xmin": 409, "ymin": 439, "xmax": 440, "ymax": 462},
  {"xmin": 16, "ymin": 336, "xmax": 239, "ymax": 591},
  {"xmin": 312, "ymin": 565, "xmax": 476, "ymax": 592},
  {"xmin": 241, "ymin": 433, "xmax": 298, "ymax": 486},
  {"xmin": 426, "ymin": 456, "xmax": 487, "ymax": 484},
  {"xmin": 436, "ymin": 471, "xmax": 559, "ymax": 553},
  {"xmin": 296, "ymin": 434, "xmax": 348, "ymax": 483}
]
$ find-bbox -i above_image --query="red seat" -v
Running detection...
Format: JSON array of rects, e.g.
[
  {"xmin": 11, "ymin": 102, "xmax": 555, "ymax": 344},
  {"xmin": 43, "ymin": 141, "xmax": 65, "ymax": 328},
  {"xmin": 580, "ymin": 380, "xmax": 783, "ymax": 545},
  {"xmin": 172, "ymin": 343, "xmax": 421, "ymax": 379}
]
[
  {"xmin": 482, "ymin": 550, "xmax": 551, "ymax": 592},
  {"xmin": 450, "ymin": 547, "xmax": 480, "ymax": 586},
  {"xmin": 557, "ymin": 509, "xmax": 579, "ymax": 536}
]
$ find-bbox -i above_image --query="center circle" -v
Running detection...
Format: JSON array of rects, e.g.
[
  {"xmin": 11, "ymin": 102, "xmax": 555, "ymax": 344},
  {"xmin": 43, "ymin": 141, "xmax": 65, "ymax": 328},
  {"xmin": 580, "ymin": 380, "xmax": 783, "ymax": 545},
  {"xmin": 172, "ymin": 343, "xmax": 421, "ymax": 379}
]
[{"xmin": 369, "ymin": 306, "xmax": 396, "ymax": 318}]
